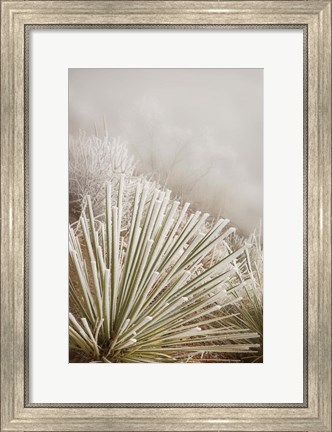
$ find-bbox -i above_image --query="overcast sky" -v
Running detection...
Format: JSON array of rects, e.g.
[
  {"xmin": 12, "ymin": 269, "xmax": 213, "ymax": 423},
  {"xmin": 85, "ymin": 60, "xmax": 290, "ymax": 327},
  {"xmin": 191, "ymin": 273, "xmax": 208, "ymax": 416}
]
[{"xmin": 69, "ymin": 68, "xmax": 263, "ymax": 235}]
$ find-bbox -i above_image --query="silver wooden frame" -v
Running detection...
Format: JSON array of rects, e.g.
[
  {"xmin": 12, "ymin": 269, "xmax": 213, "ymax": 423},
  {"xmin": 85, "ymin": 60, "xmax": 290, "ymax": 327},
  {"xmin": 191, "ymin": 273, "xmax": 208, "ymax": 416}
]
[{"xmin": 1, "ymin": 1, "xmax": 331, "ymax": 431}]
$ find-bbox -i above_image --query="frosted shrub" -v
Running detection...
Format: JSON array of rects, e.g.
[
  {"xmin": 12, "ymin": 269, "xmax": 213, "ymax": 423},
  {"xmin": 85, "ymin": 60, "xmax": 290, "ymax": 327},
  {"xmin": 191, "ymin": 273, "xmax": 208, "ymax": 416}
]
[{"xmin": 69, "ymin": 131, "xmax": 137, "ymax": 220}]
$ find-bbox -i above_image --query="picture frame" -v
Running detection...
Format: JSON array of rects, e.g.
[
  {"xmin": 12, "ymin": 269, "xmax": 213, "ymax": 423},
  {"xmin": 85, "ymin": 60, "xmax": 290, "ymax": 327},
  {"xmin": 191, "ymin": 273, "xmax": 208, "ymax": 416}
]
[{"xmin": 0, "ymin": 0, "xmax": 331, "ymax": 430}]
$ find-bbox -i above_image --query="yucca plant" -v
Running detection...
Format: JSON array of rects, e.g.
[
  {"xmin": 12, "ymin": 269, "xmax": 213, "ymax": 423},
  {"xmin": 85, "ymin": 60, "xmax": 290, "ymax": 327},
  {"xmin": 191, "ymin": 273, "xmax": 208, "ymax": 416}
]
[
  {"xmin": 69, "ymin": 178, "xmax": 260, "ymax": 362},
  {"xmin": 221, "ymin": 230, "xmax": 263, "ymax": 362}
]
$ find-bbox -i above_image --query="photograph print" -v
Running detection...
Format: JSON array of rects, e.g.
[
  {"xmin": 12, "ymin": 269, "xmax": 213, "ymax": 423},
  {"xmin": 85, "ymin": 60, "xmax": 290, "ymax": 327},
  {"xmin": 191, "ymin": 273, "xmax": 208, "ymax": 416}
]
[{"xmin": 68, "ymin": 68, "xmax": 263, "ymax": 363}]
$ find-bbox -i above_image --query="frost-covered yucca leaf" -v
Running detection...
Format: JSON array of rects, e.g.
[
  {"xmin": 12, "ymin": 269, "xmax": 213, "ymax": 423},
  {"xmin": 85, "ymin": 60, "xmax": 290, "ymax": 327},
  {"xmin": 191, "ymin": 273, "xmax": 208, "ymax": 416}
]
[{"xmin": 69, "ymin": 179, "xmax": 260, "ymax": 362}]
